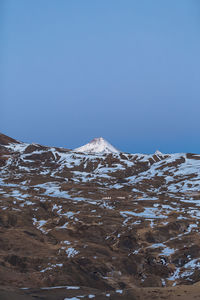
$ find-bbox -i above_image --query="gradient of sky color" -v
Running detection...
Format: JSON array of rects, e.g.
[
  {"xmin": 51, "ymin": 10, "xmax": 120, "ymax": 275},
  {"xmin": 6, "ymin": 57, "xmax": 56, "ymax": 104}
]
[{"xmin": 1, "ymin": 0, "xmax": 200, "ymax": 153}]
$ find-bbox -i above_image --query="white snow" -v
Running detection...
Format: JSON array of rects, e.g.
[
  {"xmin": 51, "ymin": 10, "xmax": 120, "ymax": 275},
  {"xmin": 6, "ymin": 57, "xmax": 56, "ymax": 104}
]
[
  {"xmin": 5, "ymin": 142, "xmax": 29, "ymax": 153},
  {"xmin": 33, "ymin": 218, "xmax": 48, "ymax": 234},
  {"xmin": 120, "ymin": 207, "xmax": 168, "ymax": 219},
  {"xmin": 65, "ymin": 247, "xmax": 79, "ymax": 257},
  {"xmin": 74, "ymin": 137, "xmax": 120, "ymax": 154},
  {"xmin": 40, "ymin": 263, "xmax": 63, "ymax": 273},
  {"xmin": 41, "ymin": 285, "xmax": 80, "ymax": 290},
  {"xmin": 64, "ymin": 297, "xmax": 82, "ymax": 300}
]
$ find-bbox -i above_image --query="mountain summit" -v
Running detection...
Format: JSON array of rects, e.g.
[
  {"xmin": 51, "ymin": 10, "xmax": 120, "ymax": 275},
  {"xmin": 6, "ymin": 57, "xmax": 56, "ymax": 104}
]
[{"xmin": 74, "ymin": 137, "xmax": 120, "ymax": 154}]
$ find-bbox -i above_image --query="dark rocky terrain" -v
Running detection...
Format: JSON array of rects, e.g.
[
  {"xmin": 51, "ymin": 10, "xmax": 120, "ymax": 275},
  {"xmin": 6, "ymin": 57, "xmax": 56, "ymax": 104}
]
[{"xmin": 0, "ymin": 132, "xmax": 200, "ymax": 299}]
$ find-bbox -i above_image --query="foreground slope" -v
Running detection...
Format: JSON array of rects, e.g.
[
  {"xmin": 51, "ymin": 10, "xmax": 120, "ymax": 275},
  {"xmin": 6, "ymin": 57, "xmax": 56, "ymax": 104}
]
[{"xmin": 0, "ymin": 133, "xmax": 200, "ymax": 299}]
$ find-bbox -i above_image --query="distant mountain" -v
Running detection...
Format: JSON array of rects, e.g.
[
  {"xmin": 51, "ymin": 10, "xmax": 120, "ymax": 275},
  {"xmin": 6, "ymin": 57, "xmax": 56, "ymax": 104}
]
[{"xmin": 74, "ymin": 137, "xmax": 120, "ymax": 154}]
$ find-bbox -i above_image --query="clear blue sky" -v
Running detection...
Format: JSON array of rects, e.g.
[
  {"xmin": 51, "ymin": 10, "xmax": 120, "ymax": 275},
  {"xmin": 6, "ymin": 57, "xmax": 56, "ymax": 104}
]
[{"xmin": 1, "ymin": 0, "xmax": 200, "ymax": 153}]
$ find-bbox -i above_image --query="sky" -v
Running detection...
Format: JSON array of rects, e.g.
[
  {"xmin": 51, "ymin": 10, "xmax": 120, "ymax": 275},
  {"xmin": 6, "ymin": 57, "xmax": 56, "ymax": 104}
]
[{"xmin": 1, "ymin": 0, "xmax": 200, "ymax": 154}]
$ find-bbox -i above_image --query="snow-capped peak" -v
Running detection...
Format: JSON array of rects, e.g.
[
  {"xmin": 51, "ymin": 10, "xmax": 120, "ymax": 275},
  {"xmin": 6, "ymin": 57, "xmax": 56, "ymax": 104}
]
[
  {"xmin": 74, "ymin": 137, "xmax": 120, "ymax": 154},
  {"xmin": 154, "ymin": 150, "xmax": 163, "ymax": 156}
]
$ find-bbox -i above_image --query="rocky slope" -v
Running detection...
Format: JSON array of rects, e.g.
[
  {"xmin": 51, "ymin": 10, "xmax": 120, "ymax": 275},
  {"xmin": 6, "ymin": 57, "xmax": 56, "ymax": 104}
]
[{"xmin": 0, "ymin": 132, "xmax": 200, "ymax": 299}]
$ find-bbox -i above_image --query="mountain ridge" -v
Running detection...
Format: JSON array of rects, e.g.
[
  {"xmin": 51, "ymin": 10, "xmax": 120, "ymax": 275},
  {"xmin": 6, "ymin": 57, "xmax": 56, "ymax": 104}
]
[{"xmin": 0, "ymin": 132, "xmax": 200, "ymax": 298}]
